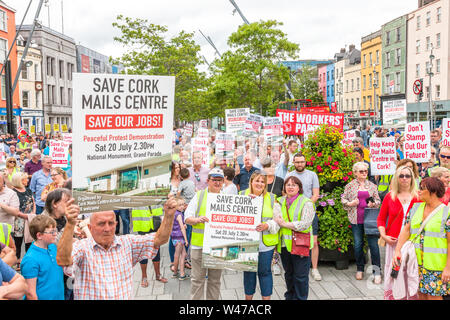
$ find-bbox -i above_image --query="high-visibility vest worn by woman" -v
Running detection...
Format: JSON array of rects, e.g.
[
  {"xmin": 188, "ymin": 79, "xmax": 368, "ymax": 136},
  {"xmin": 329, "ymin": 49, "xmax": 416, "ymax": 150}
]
[
  {"xmin": 239, "ymin": 189, "xmax": 279, "ymax": 247},
  {"xmin": 191, "ymin": 189, "xmax": 209, "ymax": 247},
  {"xmin": 409, "ymin": 202, "xmax": 450, "ymax": 271},
  {"xmin": 131, "ymin": 206, "xmax": 163, "ymax": 233},
  {"xmin": 0, "ymin": 223, "xmax": 12, "ymax": 246},
  {"xmin": 276, "ymin": 195, "xmax": 313, "ymax": 254}
]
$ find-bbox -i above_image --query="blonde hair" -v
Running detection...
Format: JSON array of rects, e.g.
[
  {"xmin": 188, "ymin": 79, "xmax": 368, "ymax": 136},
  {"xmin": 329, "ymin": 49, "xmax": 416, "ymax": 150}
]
[
  {"xmin": 390, "ymin": 165, "xmax": 418, "ymax": 200},
  {"xmin": 5, "ymin": 157, "xmax": 17, "ymax": 167},
  {"xmin": 430, "ymin": 166, "xmax": 450, "ymax": 179},
  {"xmin": 249, "ymin": 172, "xmax": 267, "ymax": 196},
  {"xmin": 51, "ymin": 167, "xmax": 68, "ymax": 180},
  {"xmin": 11, "ymin": 172, "xmax": 28, "ymax": 189},
  {"xmin": 352, "ymin": 161, "xmax": 369, "ymax": 173}
]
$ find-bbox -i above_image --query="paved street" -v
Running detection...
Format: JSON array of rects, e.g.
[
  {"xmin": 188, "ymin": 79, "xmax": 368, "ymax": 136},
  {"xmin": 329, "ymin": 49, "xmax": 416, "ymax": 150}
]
[{"xmin": 131, "ymin": 243, "xmax": 385, "ymax": 300}]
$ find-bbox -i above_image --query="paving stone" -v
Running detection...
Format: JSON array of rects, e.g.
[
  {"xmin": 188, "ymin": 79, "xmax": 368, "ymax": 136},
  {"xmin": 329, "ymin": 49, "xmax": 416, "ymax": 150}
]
[
  {"xmin": 335, "ymin": 280, "xmax": 365, "ymax": 298},
  {"xmin": 318, "ymin": 281, "xmax": 347, "ymax": 299},
  {"xmin": 220, "ymin": 289, "xmax": 238, "ymax": 300},
  {"xmin": 309, "ymin": 282, "xmax": 331, "ymax": 300},
  {"xmin": 157, "ymin": 294, "xmax": 173, "ymax": 300},
  {"xmin": 222, "ymin": 274, "xmax": 243, "ymax": 289},
  {"xmin": 317, "ymin": 268, "xmax": 339, "ymax": 281}
]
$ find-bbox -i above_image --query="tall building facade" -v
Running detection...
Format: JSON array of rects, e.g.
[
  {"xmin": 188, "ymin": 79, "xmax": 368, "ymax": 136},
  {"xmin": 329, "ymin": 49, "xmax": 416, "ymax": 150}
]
[
  {"xmin": 361, "ymin": 30, "xmax": 382, "ymax": 124},
  {"xmin": 326, "ymin": 63, "xmax": 335, "ymax": 107},
  {"xmin": 18, "ymin": 25, "xmax": 76, "ymax": 133},
  {"xmin": 0, "ymin": 1, "xmax": 20, "ymax": 133},
  {"xmin": 406, "ymin": 0, "xmax": 449, "ymax": 123},
  {"xmin": 76, "ymin": 45, "xmax": 123, "ymax": 74},
  {"xmin": 317, "ymin": 64, "xmax": 328, "ymax": 102}
]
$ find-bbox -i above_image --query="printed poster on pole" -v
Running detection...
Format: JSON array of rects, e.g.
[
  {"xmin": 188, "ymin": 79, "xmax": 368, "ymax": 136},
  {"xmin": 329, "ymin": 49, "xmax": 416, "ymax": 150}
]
[
  {"xmin": 369, "ymin": 137, "xmax": 397, "ymax": 176},
  {"xmin": 49, "ymin": 140, "xmax": 70, "ymax": 168},
  {"xmin": 243, "ymin": 114, "xmax": 264, "ymax": 138},
  {"xmin": 263, "ymin": 117, "xmax": 283, "ymax": 146},
  {"xmin": 72, "ymin": 73, "xmax": 175, "ymax": 213},
  {"xmin": 404, "ymin": 122, "xmax": 431, "ymax": 163},
  {"xmin": 202, "ymin": 193, "xmax": 262, "ymax": 272},
  {"xmin": 225, "ymin": 108, "xmax": 250, "ymax": 135},
  {"xmin": 215, "ymin": 132, "xmax": 235, "ymax": 165},
  {"xmin": 383, "ymin": 99, "xmax": 407, "ymax": 128}
]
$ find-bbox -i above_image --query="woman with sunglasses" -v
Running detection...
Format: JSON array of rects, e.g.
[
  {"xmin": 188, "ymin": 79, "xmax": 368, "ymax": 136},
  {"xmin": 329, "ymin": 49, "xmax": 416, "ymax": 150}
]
[
  {"xmin": 377, "ymin": 165, "xmax": 421, "ymax": 300},
  {"xmin": 393, "ymin": 177, "xmax": 450, "ymax": 300},
  {"xmin": 430, "ymin": 167, "xmax": 450, "ymax": 205},
  {"xmin": 4, "ymin": 157, "xmax": 20, "ymax": 186},
  {"xmin": 40, "ymin": 167, "xmax": 68, "ymax": 203},
  {"xmin": 341, "ymin": 162, "xmax": 381, "ymax": 283},
  {"xmin": 239, "ymin": 171, "xmax": 280, "ymax": 300},
  {"xmin": 273, "ymin": 175, "xmax": 315, "ymax": 300}
]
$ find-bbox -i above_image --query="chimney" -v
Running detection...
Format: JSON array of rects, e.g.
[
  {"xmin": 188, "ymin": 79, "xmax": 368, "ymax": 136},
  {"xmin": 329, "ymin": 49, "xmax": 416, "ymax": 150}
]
[{"xmin": 349, "ymin": 44, "xmax": 355, "ymax": 52}]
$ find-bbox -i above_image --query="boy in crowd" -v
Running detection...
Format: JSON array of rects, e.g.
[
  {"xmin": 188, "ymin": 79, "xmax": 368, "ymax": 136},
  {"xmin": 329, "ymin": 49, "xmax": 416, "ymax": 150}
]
[{"xmin": 21, "ymin": 215, "xmax": 64, "ymax": 300}]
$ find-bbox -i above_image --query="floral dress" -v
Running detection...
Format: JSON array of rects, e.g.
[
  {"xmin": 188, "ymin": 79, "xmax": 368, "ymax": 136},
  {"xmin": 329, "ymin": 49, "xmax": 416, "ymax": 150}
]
[
  {"xmin": 405, "ymin": 212, "xmax": 450, "ymax": 296},
  {"xmin": 13, "ymin": 188, "xmax": 34, "ymax": 237}
]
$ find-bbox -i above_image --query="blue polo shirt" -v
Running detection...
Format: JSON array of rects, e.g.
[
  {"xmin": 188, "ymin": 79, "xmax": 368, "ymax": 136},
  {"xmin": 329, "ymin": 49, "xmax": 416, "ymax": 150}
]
[
  {"xmin": 233, "ymin": 165, "xmax": 258, "ymax": 191},
  {"xmin": 20, "ymin": 243, "xmax": 64, "ymax": 300},
  {"xmin": 30, "ymin": 169, "xmax": 52, "ymax": 207}
]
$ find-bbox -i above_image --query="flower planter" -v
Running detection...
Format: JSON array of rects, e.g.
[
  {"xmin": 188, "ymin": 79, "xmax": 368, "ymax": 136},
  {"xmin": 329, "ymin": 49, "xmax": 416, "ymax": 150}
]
[{"xmin": 319, "ymin": 245, "xmax": 355, "ymax": 270}]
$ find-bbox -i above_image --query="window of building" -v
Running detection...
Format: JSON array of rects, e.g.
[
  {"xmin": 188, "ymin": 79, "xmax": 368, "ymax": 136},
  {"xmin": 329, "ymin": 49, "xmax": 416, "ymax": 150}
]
[
  {"xmin": 60, "ymin": 87, "xmax": 65, "ymax": 105},
  {"xmin": 385, "ymin": 74, "xmax": 390, "ymax": 94},
  {"xmin": 396, "ymin": 27, "xmax": 401, "ymax": 42},
  {"xmin": 331, "ymin": 69, "xmax": 334, "ymax": 80},
  {"xmin": 67, "ymin": 63, "xmax": 73, "ymax": 81},
  {"xmin": 396, "ymin": 48, "xmax": 401, "ymax": 65},
  {"xmin": 436, "ymin": 85, "xmax": 441, "ymax": 99},
  {"xmin": 47, "ymin": 57, "xmax": 55, "ymax": 77},
  {"xmin": 426, "ymin": 11, "xmax": 431, "ymax": 26},
  {"xmin": 0, "ymin": 10, "xmax": 6, "ymax": 32},
  {"xmin": 47, "ymin": 85, "xmax": 52, "ymax": 104},
  {"xmin": 416, "ymin": 64, "xmax": 420, "ymax": 77},
  {"xmin": 426, "ymin": 36, "xmax": 431, "ymax": 50},
  {"xmin": 327, "ymin": 71, "xmax": 329, "ymax": 81},
  {"xmin": 0, "ymin": 38, "xmax": 7, "ymax": 62},
  {"xmin": 368, "ymin": 95, "xmax": 372, "ymax": 109},
  {"xmin": 357, "ymin": 78, "xmax": 360, "ymax": 90},
  {"xmin": 436, "ymin": 59, "xmax": 440, "ymax": 73},
  {"xmin": 36, "ymin": 91, "xmax": 41, "ymax": 109},
  {"xmin": 386, "ymin": 31, "xmax": 391, "ymax": 45},
  {"xmin": 21, "ymin": 64, "xmax": 28, "ymax": 80},
  {"xmin": 351, "ymin": 79, "xmax": 354, "ymax": 91},
  {"xmin": 363, "ymin": 55, "xmax": 366, "ymax": 68},
  {"xmin": 417, "ymin": 15, "xmax": 421, "ymax": 29},
  {"xmin": 395, "ymin": 72, "xmax": 401, "ymax": 92},
  {"xmin": 437, "ymin": 7, "xmax": 442, "ymax": 23},
  {"xmin": 357, "ymin": 98, "xmax": 360, "ymax": 108},
  {"xmin": 22, "ymin": 91, "xmax": 29, "ymax": 108},
  {"xmin": 346, "ymin": 80, "xmax": 349, "ymax": 93},
  {"xmin": 376, "ymin": 50, "xmax": 379, "ymax": 64},
  {"xmin": 416, "ymin": 40, "xmax": 420, "ymax": 54},
  {"xmin": 369, "ymin": 73, "xmax": 372, "ymax": 89},
  {"xmin": 1, "ymin": 75, "xmax": 5, "ymax": 100},
  {"xmin": 436, "ymin": 33, "xmax": 441, "ymax": 48},
  {"xmin": 68, "ymin": 88, "xmax": 72, "ymax": 107},
  {"xmin": 59, "ymin": 60, "xmax": 64, "ymax": 79},
  {"xmin": 369, "ymin": 52, "xmax": 373, "ymax": 66},
  {"xmin": 351, "ymin": 98, "xmax": 354, "ymax": 110},
  {"xmin": 34, "ymin": 64, "xmax": 41, "ymax": 81},
  {"xmin": 363, "ymin": 96, "xmax": 366, "ymax": 108},
  {"xmin": 346, "ymin": 99, "xmax": 349, "ymax": 109},
  {"xmin": 363, "ymin": 75, "xmax": 366, "ymax": 90},
  {"xmin": 386, "ymin": 51, "xmax": 391, "ymax": 67}
]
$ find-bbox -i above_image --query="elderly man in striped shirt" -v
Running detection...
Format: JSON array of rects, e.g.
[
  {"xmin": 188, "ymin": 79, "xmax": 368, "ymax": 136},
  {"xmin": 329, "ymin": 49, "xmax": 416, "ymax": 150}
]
[{"xmin": 56, "ymin": 198, "xmax": 176, "ymax": 300}]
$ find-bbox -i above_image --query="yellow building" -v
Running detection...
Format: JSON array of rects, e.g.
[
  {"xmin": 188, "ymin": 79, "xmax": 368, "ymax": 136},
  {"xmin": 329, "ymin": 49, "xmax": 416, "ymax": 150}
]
[{"xmin": 361, "ymin": 30, "xmax": 382, "ymax": 123}]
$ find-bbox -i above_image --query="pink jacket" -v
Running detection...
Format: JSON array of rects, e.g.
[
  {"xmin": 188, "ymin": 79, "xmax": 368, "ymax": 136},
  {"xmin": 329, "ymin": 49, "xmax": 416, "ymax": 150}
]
[{"xmin": 388, "ymin": 240, "xmax": 419, "ymax": 300}]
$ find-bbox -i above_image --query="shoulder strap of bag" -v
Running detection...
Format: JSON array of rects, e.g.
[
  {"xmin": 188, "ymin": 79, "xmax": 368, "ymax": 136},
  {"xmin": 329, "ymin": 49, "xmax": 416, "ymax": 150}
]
[{"xmin": 412, "ymin": 203, "xmax": 445, "ymax": 242}]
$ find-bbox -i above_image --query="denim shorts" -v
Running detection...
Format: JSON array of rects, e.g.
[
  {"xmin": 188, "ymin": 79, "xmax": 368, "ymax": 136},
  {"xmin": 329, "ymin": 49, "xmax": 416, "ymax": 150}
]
[{"xmin": 312, "ymin": 214, "xmax": 319, "ymax": 236}]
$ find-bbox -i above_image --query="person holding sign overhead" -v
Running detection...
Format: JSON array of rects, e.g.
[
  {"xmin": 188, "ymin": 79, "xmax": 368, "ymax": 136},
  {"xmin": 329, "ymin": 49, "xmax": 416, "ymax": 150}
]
[{"xmin": 239, "ymin": 171, "xmax": 280, "ymax": 301}]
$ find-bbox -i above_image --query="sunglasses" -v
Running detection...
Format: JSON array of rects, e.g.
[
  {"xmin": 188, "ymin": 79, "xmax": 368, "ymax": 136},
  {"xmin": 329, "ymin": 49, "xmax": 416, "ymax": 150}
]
[
  {"xmin": 358, "ymin": 170, "xmax": 368, "ymax": 174},
  {"xmin": 399, "ymin": 174, "xmax": 411, "ymax": 179},
  {"xmin": 440, "ymin": 154, "xmax": 450, "ymax": 159}
]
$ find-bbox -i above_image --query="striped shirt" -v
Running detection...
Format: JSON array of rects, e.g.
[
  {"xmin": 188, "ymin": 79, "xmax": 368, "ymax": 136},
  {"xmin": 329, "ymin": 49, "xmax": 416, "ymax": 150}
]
[{"xmin": 64, "ymin": 233, "xmax": 158, "ymax": 300}]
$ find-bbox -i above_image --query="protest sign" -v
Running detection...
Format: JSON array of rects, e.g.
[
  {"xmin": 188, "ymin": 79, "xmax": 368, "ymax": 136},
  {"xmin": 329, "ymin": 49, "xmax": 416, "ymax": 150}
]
[
  {"xmin": 383, "ymin": 99, "xmax": 407, "ymax": 128},
  {"xmin": 72, "ymin": 73, "xmax": 175, "ymax": 213},
  {"xmin": 202, "ymin": 193, "xmax": 262, "ymax": 272},
  {"xmin": 197, "ymin": 127, "xmax": 209, "ymax": 139},
  {"xmin": 404, "ymin": 122, "xmax": 430, "ymax": 163},
  {"xmin": 62, "ymin": 133, "xmax": 72, "ymax": 144},
  {"xmin": 369, "ymin": 137, "xmax": 397, "ymax": 176},
  {"xmin": 276, "ymin": 109, "xmax": 344, "ymax": 135},
  {"xmin": 263, "ymin": 117, "xmax": 283, "ymax": 146},
  {"xmin": 243, "ymin": 114, "xmax": 264, "ymax": 137},
  {"xmin": 61, "ymin": 124, "xmax": 69, "ymax": 132},
  {"xmin": 184, "ymin": 123, "xmax": 193, "ymax": 137},
  {"xmin": 225, "ymin": 108, "xmax": 250, "ymax": 135},
  {"xmin": 30, "ymin": 125, "xmax": 35, "ymax": 134},
  {"xmin": 199, "ymin": 119, "xmax": 208, "ymax": 129},
  {"xmin": 342, "ymin": 130, "xmax": 357, "ymax": 146},
  {"xmin": 192, "ymin": 137, "xmax": 210, "ymax": 166},
  {"xmin": 441, "ymin": 118, "xmax": 450, "ymax": 147},
  {"xmin": 215, "ymin": 132, "xmax": 235, "ymax": 164},
  {"xmin": 45, "ymin": 124, "xmax": 51, "ymax": 133},
  {"xmin": 50, "ymin": 140, "xmax": 70, "ymax": 167},
  {"xmin": 53, "ymin": 124, "xmax": 60, "ymax": 132}
]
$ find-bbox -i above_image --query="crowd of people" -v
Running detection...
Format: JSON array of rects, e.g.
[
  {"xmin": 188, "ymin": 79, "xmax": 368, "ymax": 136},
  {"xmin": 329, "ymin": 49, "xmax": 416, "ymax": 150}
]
[{"xmin": 0, "ymin": 123, "xmax": 449, "ymax": 301}]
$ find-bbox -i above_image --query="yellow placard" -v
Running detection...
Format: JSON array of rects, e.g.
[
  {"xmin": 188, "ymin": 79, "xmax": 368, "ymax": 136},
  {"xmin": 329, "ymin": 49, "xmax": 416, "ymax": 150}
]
[
  {"xmin": 45, "ymin": 124, "xmax": 51, "ymax": 133},
  {"xmin": 62, "ymin": 124, "xmax": 68, "ymax": 132},
  {"xmin": 30, "ymin": 125, "xmax": 35, "ymax": 134},
  {"xmin": 53, "ymin": 124, "xmax": 60, "ymax": 132}
]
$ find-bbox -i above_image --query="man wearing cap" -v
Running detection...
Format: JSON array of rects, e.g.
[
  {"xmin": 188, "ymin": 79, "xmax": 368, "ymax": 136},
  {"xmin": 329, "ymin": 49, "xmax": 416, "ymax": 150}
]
[{"xmin": 184, "ymin": 167, "xmax": 225, "ymax": 300}]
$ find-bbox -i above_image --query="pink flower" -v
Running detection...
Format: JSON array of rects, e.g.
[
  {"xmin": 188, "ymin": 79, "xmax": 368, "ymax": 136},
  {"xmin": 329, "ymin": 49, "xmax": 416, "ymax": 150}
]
[
  {"xmin": 343, "ymin": 176, "xmax": 349, "ymax": 181},
  {"xmin": 328, "ymin": 156, "xmax": 332, "ymax": 161},
  {"xmin": 317, "ymin": 165, "xmax": 323, "ymax": 172},
  {"xmin": 334, "ymin": 161, "xmax": 339, "ymax": 166},
  {"xmin": 317, "ymin": 152, "xmax": 323, "ymax": 157},
  {"xmin": 347, "ymin": 172, "xmax": 352, "ymax": 176},
  {"xmin": 311, "ymin": 156, "xmax": 316, "ymax": 161},
  {"xmin": 316, "ymin": 143, "xmax": 319, "ymax": 146},
  {"xmin": 307, "ymin": 161, "xmax": 312, "ymax": 166}
]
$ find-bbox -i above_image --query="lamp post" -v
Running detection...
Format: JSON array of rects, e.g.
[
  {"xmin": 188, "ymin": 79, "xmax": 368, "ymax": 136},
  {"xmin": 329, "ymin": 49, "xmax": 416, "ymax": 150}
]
[
  {"xmin": 428, "ymin": 44, "xmax": 435, "ymax": 130},
  {"xmin": 373, "ymin": 63, "xmax": 378, "ymax": 125}
]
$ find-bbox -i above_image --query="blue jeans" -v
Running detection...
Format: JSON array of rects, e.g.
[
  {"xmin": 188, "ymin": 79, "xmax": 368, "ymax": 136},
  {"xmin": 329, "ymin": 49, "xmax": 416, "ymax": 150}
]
[
  {"xmin": 280, "ymin": 247, "xmax": 310, "ymax": 300},
  {"xmin": 351, "ymin": 223, "xmax": 381, "ymax": 275},
  {"xmin": 114, "ymin": 209, "xmax": 130, "ymax": 235},
  {"xmin": 243, "ymin": 249, "xmax": 274, "ymax": 297}
]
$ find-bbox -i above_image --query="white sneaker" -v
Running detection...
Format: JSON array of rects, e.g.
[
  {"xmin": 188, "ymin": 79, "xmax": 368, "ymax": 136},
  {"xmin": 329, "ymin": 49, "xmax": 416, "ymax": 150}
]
[
  {"xmin": 273, "ymin": 263, "xmax": 281, "ymax": 275},
  {"xmin": 311, "ymin": 268, "xmax": 322, "ymax": 281}
]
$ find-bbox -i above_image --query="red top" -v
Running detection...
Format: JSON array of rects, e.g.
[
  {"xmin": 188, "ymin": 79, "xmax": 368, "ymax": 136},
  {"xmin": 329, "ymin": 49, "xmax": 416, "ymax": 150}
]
[
  {"xmin": 440, "ymin": 188, "xmax": 450, "ymax": 205},
  {"xmin": 377, "ymin": 192, "xmax": 422, "ymax": 238}
]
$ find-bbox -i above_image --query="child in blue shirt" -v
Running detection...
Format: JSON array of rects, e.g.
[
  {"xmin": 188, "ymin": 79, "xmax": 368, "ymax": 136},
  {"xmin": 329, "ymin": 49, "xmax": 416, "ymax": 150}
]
[{"xmin": 20, "ymin": 215, "xmax": 64, "ymax": 300}]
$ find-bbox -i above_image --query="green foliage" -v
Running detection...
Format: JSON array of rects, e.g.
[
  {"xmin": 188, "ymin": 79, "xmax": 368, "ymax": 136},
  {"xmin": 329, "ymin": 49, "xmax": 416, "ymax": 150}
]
[
  {"xmin": 209, "ymin": 20, "xmax": 299, "ymax": 116},
  {"xmin": 111, "ymin": 15, "xmax": 209, "ymax": 121},
  {"xmin": 316, "ymin": 187, "xmax": 353, "ymax": 253}
]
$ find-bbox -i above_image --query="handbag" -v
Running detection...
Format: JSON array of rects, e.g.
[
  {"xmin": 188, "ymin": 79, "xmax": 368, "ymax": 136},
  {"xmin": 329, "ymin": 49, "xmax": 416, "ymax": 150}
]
[
  {"xmin": 286, "ymin": 204, "xmax": 310, "ymax": 257},
  {"xmin": 364, "ymin": 208, "xmax": 380, "ymax": 236}
]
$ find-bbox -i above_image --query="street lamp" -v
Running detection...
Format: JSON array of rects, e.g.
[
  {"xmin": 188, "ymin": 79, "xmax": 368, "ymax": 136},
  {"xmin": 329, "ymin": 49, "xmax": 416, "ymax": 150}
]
[
  {"xmin": 373, "ymin": 63, "xmax": 378, "ymax": 125},
  {"xmin": 428, "ymin": 44, "xmax": 435, "ymax": 129}
]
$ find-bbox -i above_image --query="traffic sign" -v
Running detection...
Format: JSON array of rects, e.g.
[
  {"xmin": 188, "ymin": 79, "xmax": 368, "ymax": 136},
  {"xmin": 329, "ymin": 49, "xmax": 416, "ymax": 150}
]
[{"xmin": 413, "ymin": 79, "xmax": 422, "ymax": 95}]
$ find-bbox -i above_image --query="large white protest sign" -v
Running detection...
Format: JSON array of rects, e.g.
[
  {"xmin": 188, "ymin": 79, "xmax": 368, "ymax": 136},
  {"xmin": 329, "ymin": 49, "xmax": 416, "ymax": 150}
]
[
  {"xmin": 50, "ymin": 140, "xmax": 70, "ymax": 168},
  {"xmin": 192, "ymin": 137, "xmax": 210, "ymax": 166},
  {"xmin": 72, "ymin": 73, "xmax": 174, "ymax": 213},
  {"xmin": 199, "ymin": 119, "xmax": 208, "ymax": 129},
  {"xmin": 197, "ymin": 127, "xmax": 209, "ymax": 139},
  {"xmin": 383, "ymin": 99, "xmax": 407, "ymax": 128},
  {"xmin": 225, "ymin": 108, "xmax": 250, "ymax": 135},
  {"xmin": 441, "ymin": 118, "xmax": 450, "ymax": 147},
  {"xmin": 263, "ymin": 117, "xmax": 283, "ymax": 146},
  {"xmin": 184, "ymin": 123, "xmax": 193, "ymax": 137},
  {"xmin": 243, "ymin": 114, "xmax": 264, "ymax": 138},
  {"xmin": 369, "ymin": 137, "xmax": 397, "ymax": 175},
  {"xmin": 202, "ymin": 193, "xmax": 262, "ymax": 272},
  {"xmin": 215, "ymin": 132, "xmax": 235, "ymax": 164},
  {"xmin": 404, "ymin": 121, "xmax": 431, "ymax": 163},
  {"xmin": 342, "ymin": 130, "xmax": 357, "ymax": 146}
]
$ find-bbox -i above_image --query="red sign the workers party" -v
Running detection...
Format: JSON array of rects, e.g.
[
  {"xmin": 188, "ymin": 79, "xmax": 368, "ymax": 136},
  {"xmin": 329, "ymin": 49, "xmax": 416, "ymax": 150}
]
[{"xmin": 276, "ymin": 109, "xmax": 344, "ymax": 136}]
